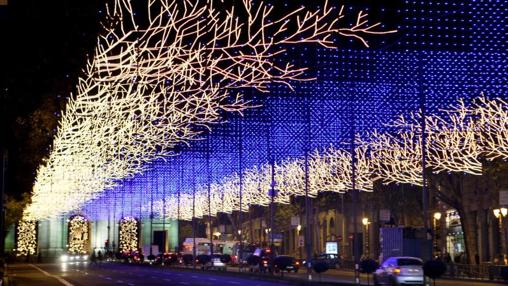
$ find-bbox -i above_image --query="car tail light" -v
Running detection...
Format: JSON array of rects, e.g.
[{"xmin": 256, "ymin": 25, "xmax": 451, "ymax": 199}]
[
  {"xmin": 393, "ymin": 267, "xmax": 401, "ymax": 275},
  {"xmin": 295, "ymin": 261, "xmax": 300, "ymax": 265}
]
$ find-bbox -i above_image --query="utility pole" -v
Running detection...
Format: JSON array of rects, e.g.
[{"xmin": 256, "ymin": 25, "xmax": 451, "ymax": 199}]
[{"xmin": 1, "ymin": 148, "xmax": 7, "ymax": 257}]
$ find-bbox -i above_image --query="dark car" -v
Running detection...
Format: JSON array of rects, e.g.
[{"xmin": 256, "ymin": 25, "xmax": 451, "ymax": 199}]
[
  {"xmin": 274, "ymin": 255, "xmax": 300, "ymax": 273},
  {"xmin": 312, "ymin": 254, "xmax": 341, "ymax": 269}
]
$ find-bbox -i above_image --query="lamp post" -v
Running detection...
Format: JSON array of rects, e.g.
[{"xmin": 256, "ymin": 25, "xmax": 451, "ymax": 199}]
[
  {"xmin": 265, "ymin": 228, "xmax": 271, "ymax": 246},
  {"xmin": 493, "ymin": 208, "xmax": 508, "ymax": 258},
  {"xmin": 297, "ymin": 224, "xmax": 302, "ymax": 259},
  {"xmin": 433, "ymin": 212, "xmax": 442, "ymax": 258},
  {"xmin": 362, "ymin": 218, "xmax": 370, "ymax": 258}
]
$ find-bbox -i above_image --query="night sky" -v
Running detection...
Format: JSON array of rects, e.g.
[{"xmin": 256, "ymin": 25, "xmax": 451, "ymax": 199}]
[{"xmin": 0, "ymin": 0, "xmax": 101, "ymax": 198}]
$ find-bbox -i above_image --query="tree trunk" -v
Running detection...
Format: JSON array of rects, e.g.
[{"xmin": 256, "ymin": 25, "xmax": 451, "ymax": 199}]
[{"xmin": 458, "ymin": 208, "xmax": 478, "ymax": 265}]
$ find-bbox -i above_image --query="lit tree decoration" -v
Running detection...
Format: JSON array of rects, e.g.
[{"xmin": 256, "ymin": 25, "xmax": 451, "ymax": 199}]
[
  {"xmin": 119, "ymin": 217, "xmax": 139, "ymax": 253},
  {"xmin": 472, "ymin": 96, "xmax": 508, "ymax": 160},
  {"xmin": 68, "ymin": 215, "xmax": 90, "ymax": 254},
  {"xmin": 26, "ymin": 0, "xmax": 395, "ymax": 220},
  {"xmin": 389, "ymin": 107, "xmax": 482, "ymax": 176},
  {"xmin": 366, "ymin": 130, "xmax": 423, "ymax": 186},
  {"xmin": 16, "ymin": 220, "xmax": 37, "ymax": 256},
  {"xmin": 310, "ymin": 144, "xmax": 373, "ymax": 193}
]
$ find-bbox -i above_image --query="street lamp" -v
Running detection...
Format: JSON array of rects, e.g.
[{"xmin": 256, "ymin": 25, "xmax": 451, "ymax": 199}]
[
  {"xmin": 362, "ymin": 218, "xmax": 370, "ymax": 258},
  {"xmin": 433, "ymin": 212, "xmax": 442, "ymax": 257},
  {"xmin": 296, "ymin": 225, "xmax": 302, "ymax": 258},
  {"xmin": 493, "ymin": 208, "xmax": 508, "ymax": 257}
]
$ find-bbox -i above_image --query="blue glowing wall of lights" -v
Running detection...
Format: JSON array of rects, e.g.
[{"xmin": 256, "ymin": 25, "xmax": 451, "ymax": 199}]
[{"xmin": 80, "ymin": 0, "xmax": 507, "ymax": 220}]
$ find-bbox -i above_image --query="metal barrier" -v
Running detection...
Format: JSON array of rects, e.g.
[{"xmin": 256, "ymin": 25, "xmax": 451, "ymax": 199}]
[{"xmin": 444, "ymin": 263, "xmax": 508, "ymax": 281}]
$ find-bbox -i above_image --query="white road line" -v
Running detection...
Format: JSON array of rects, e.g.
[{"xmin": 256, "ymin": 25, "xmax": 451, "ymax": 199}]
[
  {"xmin": 164, "ymin": 278, "xmax": 172, "ymax": 282},
  {"xmin": 116, "ymin": 280, "xmax": 124, "ymax": 283},
  {"xmin": 191, "ymin": 275, "xmax": 198, "ymax": 278},
  {"xmin": 229, "ymin": 282, "xmax": 241, "ymax": 285},
  {"xmin": 208, "ymin": 278, "xmax": 217, "ymax": 281},
  {"xmin": 179, "ymin": 282, "xmax": 190, "ymax": 285},
  {"xmin": 30, "ymin": 264, "xmax": 74, "ymax": 286}
]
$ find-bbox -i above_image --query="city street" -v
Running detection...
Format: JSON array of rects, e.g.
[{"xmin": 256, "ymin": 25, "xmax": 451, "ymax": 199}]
[
  {"xmin": 6, "ymin": 263, "xmax": 505, "ymax": 286},
  {"xmin": 7, "ymin": 263, "xmax": 294, "ymax": 286}
]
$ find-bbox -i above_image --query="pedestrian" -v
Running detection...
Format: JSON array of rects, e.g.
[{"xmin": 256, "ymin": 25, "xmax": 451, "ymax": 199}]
[
  {"xmin": 98, "ymin": 250, "xmax": 103, "ymax": 263},
  {"xmin": 91, "ymin": 251, "xmax": 97, "ymax": 265}
]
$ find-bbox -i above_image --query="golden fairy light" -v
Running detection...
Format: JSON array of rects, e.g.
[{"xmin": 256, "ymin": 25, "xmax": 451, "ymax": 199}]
[
  {"xmin": 16, "ymin": 220, "xmax": 37, "ymax": 256},
  {"xmin": 119, "ymin": 217, "xmax": 139, "ymax": 253},
  {"xmin": 68, "ymin": 216, "xmax": 90, "ymax": 254}
]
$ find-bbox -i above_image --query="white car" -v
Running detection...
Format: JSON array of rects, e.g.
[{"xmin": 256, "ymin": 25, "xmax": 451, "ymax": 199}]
[
  {"xmin": 206, "ymin": 254, "xmax": 227, "ymax": 271},
  {"xmin": 373, "ymin": 257, "xmax": 424, "ymax": 286}
]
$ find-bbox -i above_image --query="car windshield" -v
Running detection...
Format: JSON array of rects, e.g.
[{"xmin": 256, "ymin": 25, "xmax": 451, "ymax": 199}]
[{"xmin": 397, "ymin": 258, "xmax": 422, "ymax": 266}]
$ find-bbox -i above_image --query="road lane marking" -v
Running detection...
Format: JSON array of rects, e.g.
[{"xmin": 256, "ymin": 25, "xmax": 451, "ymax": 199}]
[
  {"xmin": 30, "ymin": 264, "xmax": 74, "ymax": 286},
  {"xmin": 179, "ymin": 282, "xmax": 190, "ymax": 285},
  {"xmin": 208, "ymin": 278, "xmax": 217, "ymax": 281},
  {"xmin": 191, "ymin": 275, "xmax": 198, "ymax": 278},
  {"xmin": 164, "ymin": 278, "xmax": 172, "ymax": 282},
  {"xmin": 116, "ymin": 280, "xmax": 124, "ymax": 283},
  {"xmin": 229, "ymin": 282, "xmax": 241, "ymax": 285}
]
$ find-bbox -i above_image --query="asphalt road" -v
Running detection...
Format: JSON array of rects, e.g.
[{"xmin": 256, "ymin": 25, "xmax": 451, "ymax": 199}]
[
  {"xmin": 6, "ymin": 262, "xmax": 505, "ymax": 286},
  {"xmin": 7, "ymin": 263, "xmax": 297, "ymax": 286}
]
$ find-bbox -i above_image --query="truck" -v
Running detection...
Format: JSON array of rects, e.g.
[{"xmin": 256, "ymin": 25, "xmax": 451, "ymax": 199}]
[{"xmin": 379, "ymin": 227, "xmax": 432, "ymax": 263}]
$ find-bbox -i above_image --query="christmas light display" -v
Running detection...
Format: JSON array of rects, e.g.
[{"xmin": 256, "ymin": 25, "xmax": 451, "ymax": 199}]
[
  {"xmin": 26, "ymin": 0, "xmax": 394, "ymax": 220},
  {"xmin": 148, "ymin": 96, "xmax": 507, "ymax": 220},
  {"xmin": 16, "ymin": 220, "xmax": 37, "ymax": 256},
  {"xmin": 119, "ymin": 217, "xmax": 139, "ymax": 253},
  {"xmin": 68, "ymin": 216, "xmax": 90, "ymax": 254},
  {"xmin": 472, "ymin": 96, "xmax": 508, "ymax": 160}
]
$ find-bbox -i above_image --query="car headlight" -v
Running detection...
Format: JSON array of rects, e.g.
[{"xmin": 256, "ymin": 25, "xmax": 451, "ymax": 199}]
[{"xmin": 61, "ymin": 255, "xmax": 69, "ymax": 262}]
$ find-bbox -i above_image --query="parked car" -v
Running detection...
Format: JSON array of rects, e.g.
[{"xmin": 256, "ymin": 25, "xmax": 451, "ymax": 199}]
[
  {"xmin": 312, "ymin": 254, "xmax": 341, "ymax": 269},
  {"xmin": 373, "ymin": 256, "xmax": 424, "ymax": 286},
  {"xmin": 273, "ymin": 255, "xmax": 300, "ymax": 273}
]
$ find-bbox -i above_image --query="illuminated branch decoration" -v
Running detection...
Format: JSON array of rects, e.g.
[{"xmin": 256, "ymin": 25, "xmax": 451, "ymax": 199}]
[
  {"xmin": 119, "ymin": 217, "xmax": 139, "ymax": 253},
  {"xmin": 16, "ymin": 220, "xmax": 37, "ymax": 256},
  {"xmin": 310, "ymin": 145, "xmax": 373, "ymax": 193},
  {"xmin": 68, "ymin": 216, "xmax": 90, "ymax": 254},
  {"xmin": 26, "ymin": 0, "xmax": 395, "ymax": 220},
  {"xmin": 472, "ymin": 96, "xmax": 508, "ymax": 160},
  {"xmin": 366, "ymin": 130, "xmax": 423, "ymax": 186}
]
